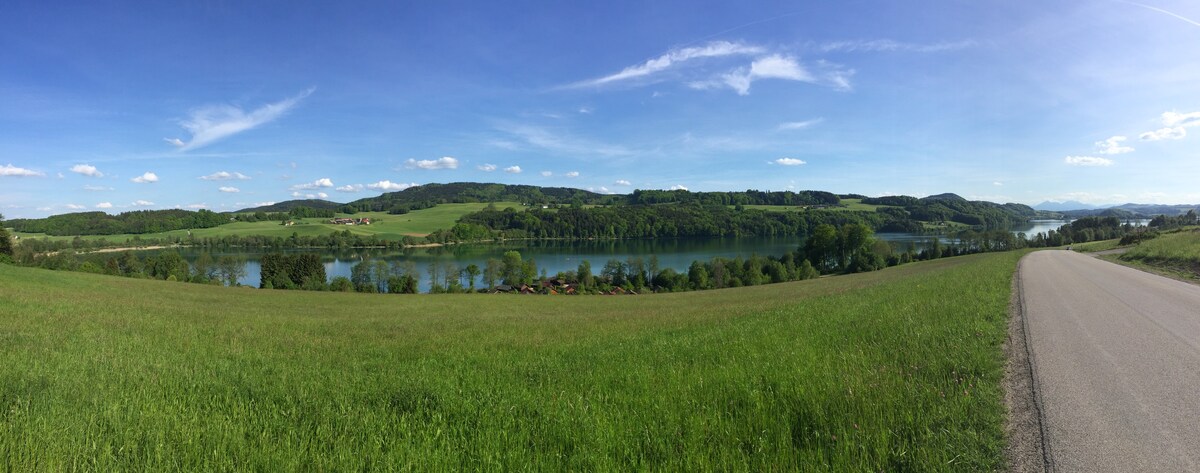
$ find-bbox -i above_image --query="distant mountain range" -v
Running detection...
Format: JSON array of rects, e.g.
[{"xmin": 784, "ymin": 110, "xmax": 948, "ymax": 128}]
[
  {"xmin": 1035, "ymin": 201, "xmax": 1199, "ymax": 218},
  {"xmin": 1033, "ymin": 201, "xmax": 1100, "ymax": 212}
]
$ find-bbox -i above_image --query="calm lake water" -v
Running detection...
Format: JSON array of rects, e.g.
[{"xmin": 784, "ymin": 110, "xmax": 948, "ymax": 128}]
[{"xmin": 158, "ymin": 219, "xmax": 1149, "ymax": 289}]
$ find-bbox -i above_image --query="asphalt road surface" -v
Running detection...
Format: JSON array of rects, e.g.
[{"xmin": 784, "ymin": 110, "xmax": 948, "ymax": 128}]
[{"xmin": 1019, "ymin": 250, "xmax": 1200, "ymax": 472}]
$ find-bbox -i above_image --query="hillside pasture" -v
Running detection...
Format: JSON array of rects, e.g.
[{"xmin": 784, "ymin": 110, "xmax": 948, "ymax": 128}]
[{"xmin": 0, "ymin": 251, "xmax": 1020, "ymax": 470}]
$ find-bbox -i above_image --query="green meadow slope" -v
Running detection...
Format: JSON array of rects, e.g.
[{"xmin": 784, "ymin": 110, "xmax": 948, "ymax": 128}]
[{"xmin": 0, "ymin": 251, "xmax": 1021, "ymax": 470}]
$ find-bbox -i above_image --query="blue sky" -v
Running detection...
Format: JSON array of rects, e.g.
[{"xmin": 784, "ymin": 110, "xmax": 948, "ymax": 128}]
[{"xmin": 2, "ymin": 0, "xmax": 1199, "ymax": 218}]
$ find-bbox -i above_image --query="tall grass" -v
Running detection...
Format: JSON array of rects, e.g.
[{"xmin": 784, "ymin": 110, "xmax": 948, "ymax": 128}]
[
  {"xmin": 1121, "ymin": 228, "xmax": 1200, "ymax": 265},
  {"xmin": 0, "ymin": 251, "xmax": 1020, "ymax": 470}
]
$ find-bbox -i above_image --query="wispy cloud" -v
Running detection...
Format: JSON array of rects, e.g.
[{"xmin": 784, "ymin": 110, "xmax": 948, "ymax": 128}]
[
  {"xmin": 132, "ymin": 200, "xmax": 155, "ymax": 207},
  {"xmin": 477, "ymin": 163, "xmax": 497, "ymax": 172},
  {"xmin": 335, "ymin": 184, "xmax": 363, "ymax": 193},
  {"xmin": 539, "ymin": 170, "xmax": 551, "ymax": 177},
  {"xmin": 166, "ymin": 87, "xmax": 314, "ymax": 151},
  {"xmin": 199, "ymin": 171, "xmax": 251, "ymax": 181},
  {"xmin": 290, "ymin": 178, "xmax": 333, "ymax": 191},
  {"xmin": 494, "ymin": 124, "xmax": 631, "ymax": 157},
  {"xmin": 0, "ymin": 164, "xmax": 43, "ymax": 177},
  {"xmin": 669, "ymin": 184, "xmax": 689, "ymax": 191},
  {"xmin": 1095, "ymin": 136, "xmax": 1134, "ymax": 154},
  {"xmin": 131, "ymin": 172, "xmax": 158, "ymax": 183},
  {"xmin": 505, "ymin": 166, "xmax": 523, "ymax": 174},
  {"xmin": 70, "ymin": 164, "xmax": 103, "ymax": 177},
  {"xmin": 690, "ymin": 55, "xmax": 854, "ymax": 94},
  {"xmin": 565, "ymin": 171, "xmax": 580, "ymax": 178},
  {"xmin": 218, "ymin": 186, "xmax": 240, "ymax": 193},
  {"xmin": 184, "ymin": 203, "xmax": 207, "ymax": 209},
  {"xmin": 65, "ymin": 204, "xmax": 86, "ymax": 210},
  {"xmin": 405, "ymin": 157, "xmax": 459, "ymax": 170},
  {"xmin": 291, "ymin": 191, "xmax": 329, "ymax": 199},
  {"xmin": 1140, "ymin": 127, "xmax": 1186, "ymax": 141},
  {"xmin": 777, "ymin": 118, "xmax": 824, "ymax": 131},
  {"xmin": 570, "ymin": 41, "xmax": 764, "ymax": 88},
  {"xmin": 1121, "ymin": 1, "xmax": 1200, "ymax": 28},
  {"xmin": 772, "ymin": 157, "xmax": 807, "ymax": 166},
  {"xmin": 614, "ymin": 179, "xmax": 632, "ymax": 186},
  {"xmin": 817, "ymin": 39, "xmax": 976, "ymax": 53},
  {"xmin": 1064, "ymin": 156, "xmax": 1114, "ymax": 166},
  {"xmin": 83, "ymin": 185, "xmax": 113, "ymax": 191},
  {"xmin": 96, "ymin": 202, "xmax": 113, "ymax": 209},
  {"xmin": 368, "ymin": 180, "xmax": 417, "ymax": 191}
]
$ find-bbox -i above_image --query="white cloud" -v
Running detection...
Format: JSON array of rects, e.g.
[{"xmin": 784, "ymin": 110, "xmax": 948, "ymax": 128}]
[
  {"xmin": 539, "ymin": 170, "xmax": 551, "ymax": 177},
  {"xmin": 218, "ymin": 186, "xmax": 240, "ymax": 193},
  {"xmin": 317, "ymin": 192, "xmax": 328, "ymax": 199},
  {"xmin": 565, "ymin": 171, "xmax": 580, "ymax": 178},
  {"xmin": 132, "ymin": 200, "xmax": 155, "ymax": 206},
  {"xmin": 477, "ymin": 163, "xmax": 497, "ymax": 172},
  {"xmin": 1064, "ymin": 156, "xmax": 1114, "ymax": 166},
  {"xmin": 131, "ymin": 172, "xmax": 159, "ymax": 183},
  {"xmin": 778, "ymin": 118, "xmax": 824, "ymax": 130},
  {"xmin": 572, "ymin": 41, "xmax": 765, "ymax": 87},
  {"xmin": 83, "ymin": 185, "xmax": 113, "ymax": 191},
  {"xmin": 1095, "ymin": 136, "xmax": 1134, "ymax": 154},
  {"xmin": 818, "ymin": 39, "xmax": 976, "ymax": 53},
  {"xmin": 691, "ymin": 55, "xmax": 853, "ymax": 95},
  {"xmin": 578, "ymin": 107, "xmax": 593, "ymax": 114},
  {"xmin": 405, "ymin": 156, "xmax": 459, "ymax": 170},
  {"xmin": 336, "ymin": 184, "xmax": 364, "ymax": 193},
  {"xmin": 96, "ymin": 202, "xmax": 113, "ymax": 209},
  {"xmin": 773, "ymin": 157, "xmax": 807, "ymax": 166},
  {"xmin": 993, "ymin": 181, "xmax": 1004, "ymax": 186},
  {"xmin": 168, "ymin": 87, "xmax": 314, "ymax": 151},
  {"xmin": 367, "ymin": 180, "xmax": 417, "ymax": 191},
  {"xmin": 505, "ymin": 166, "xmax": 523, "ymax": 174},
  {"xmin": 1162, "ymin": 111, "xmax": 1200, "ymax": 128},
  {"xmin": 1139, "ymin": 111, "xmax": 1200, "ymax": 141},
  {"xmin": 291, "ymin": 192, "xmax": 326, "ymax": 199},
  {"xmin": 615, "ymin": 179, "xmax": 632, "ymax": 186},
  {"xmin": 254, "ymin": 201, "xmax": 276, "ymax": 207},
  {"xmin": 199, "ymin": 171, "xmax": 251, "ymax": 181},
  {"xmin": 185, "ymin": 203, "xmax": 207, "ymax": 209},
  {"xmin": 669, "ymin": 184, "xmax": 689, "ymax": 191},
  {"xmin": 1140, "ymin": 127, "xmax": 1186, "ymax": 141},
  {"xmin": 65, "ymin": 204, "xmax": 86, "ymax": 210},
  {"xmin": 290, "ymin": 178, "xmax": 334, "ymax": 191},
  {"xmin": 70, "ymin": 164, "xmax": 103, "ymax": 177},
  {"xmin": 0, "ymin": 164, "xmax": 44, "ymax": 177}
]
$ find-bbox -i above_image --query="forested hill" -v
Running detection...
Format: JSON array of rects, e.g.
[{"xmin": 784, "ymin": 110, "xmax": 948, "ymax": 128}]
[
  {"xmin": 7, "ymin": 209, "xmax": 228, "ymax": 236},
  {"xmin": 236, "ymin": 199, "xmax": 343, "ymax": 213},
  {"xmin": 340, "ymin": 182, "xmax": 613, "ymax": 213},
  {"xmin": 862, "ymin": 194, "xmax": 1036, "ymax": 228}
]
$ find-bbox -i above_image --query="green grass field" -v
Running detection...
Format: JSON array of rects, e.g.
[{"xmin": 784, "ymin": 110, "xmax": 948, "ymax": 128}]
[
  {"xmin": 1118, "ymin": 228, "xmax": 1200, "ymax": 281},
  {"xmin": 0, "ymin": 251, "xmax": 1020, "ymax": 470},
  {"xmin": 12, "ymin": 202, "xmax": 522, "ymax": 244}
]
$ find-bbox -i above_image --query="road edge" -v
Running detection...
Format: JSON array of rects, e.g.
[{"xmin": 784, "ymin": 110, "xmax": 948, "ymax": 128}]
[{"xmin": 1004, "ymin": 254, "xmax": 1054, "ymax": 472}]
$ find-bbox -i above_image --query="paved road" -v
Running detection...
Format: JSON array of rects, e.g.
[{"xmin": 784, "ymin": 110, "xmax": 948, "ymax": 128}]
[{"xmin": 1019, "ymin": 250, "xmax": 1200, "ymax": 472}]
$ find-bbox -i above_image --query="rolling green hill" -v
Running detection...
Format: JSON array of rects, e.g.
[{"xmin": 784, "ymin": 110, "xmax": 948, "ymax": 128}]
[{"xmin": 0, "ymin": 250, "xmax": 1021, "ymax": 470}]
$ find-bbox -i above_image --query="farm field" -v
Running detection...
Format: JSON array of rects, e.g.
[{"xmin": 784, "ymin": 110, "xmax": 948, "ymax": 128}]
[
  {"xmin": 10, "ymin": 202, "xmax": 522, "ymax": 244},
  {"xmin": 0, "ymin": 250, "xmax": 1020, "ymax": 470}
]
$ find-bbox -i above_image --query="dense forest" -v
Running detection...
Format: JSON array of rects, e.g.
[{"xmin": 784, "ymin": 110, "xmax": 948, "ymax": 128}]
[
  {"xmin": 235, "ymin": 199, "xmax": 342, "ymax": 213},
  {"xmin": 862, "ymin": 193, "xmax": 1036, "ymax": 228},
  {"xmin": 338, "ymin": 182, "xmax": 614, "ymax": 213},
  {"xmin": 6, "ymin": 209, "xmax": 228, "ymax": 236},
  {"xmin": 456, "ymin": 204, "xmax": 886, "ymax": 239}
]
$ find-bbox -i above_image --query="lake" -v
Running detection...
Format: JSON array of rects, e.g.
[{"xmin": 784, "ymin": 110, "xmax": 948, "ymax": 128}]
[{"xmin": 159, "ymin": 219, "xmax": 1147, "ymax": 290}]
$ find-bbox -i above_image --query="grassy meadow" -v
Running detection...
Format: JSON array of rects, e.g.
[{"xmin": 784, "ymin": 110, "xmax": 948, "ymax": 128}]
[
  {"xmin": 12, "ymin": 202, "xmax": 522, "ymax": 244},
  {"xmin": 0, "ymin": 251, "xmax": 1021, "ymax": 470},
  {"xmin": 1118, "ymin": 227, "xmax": 1200, "ymax": 280}
]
